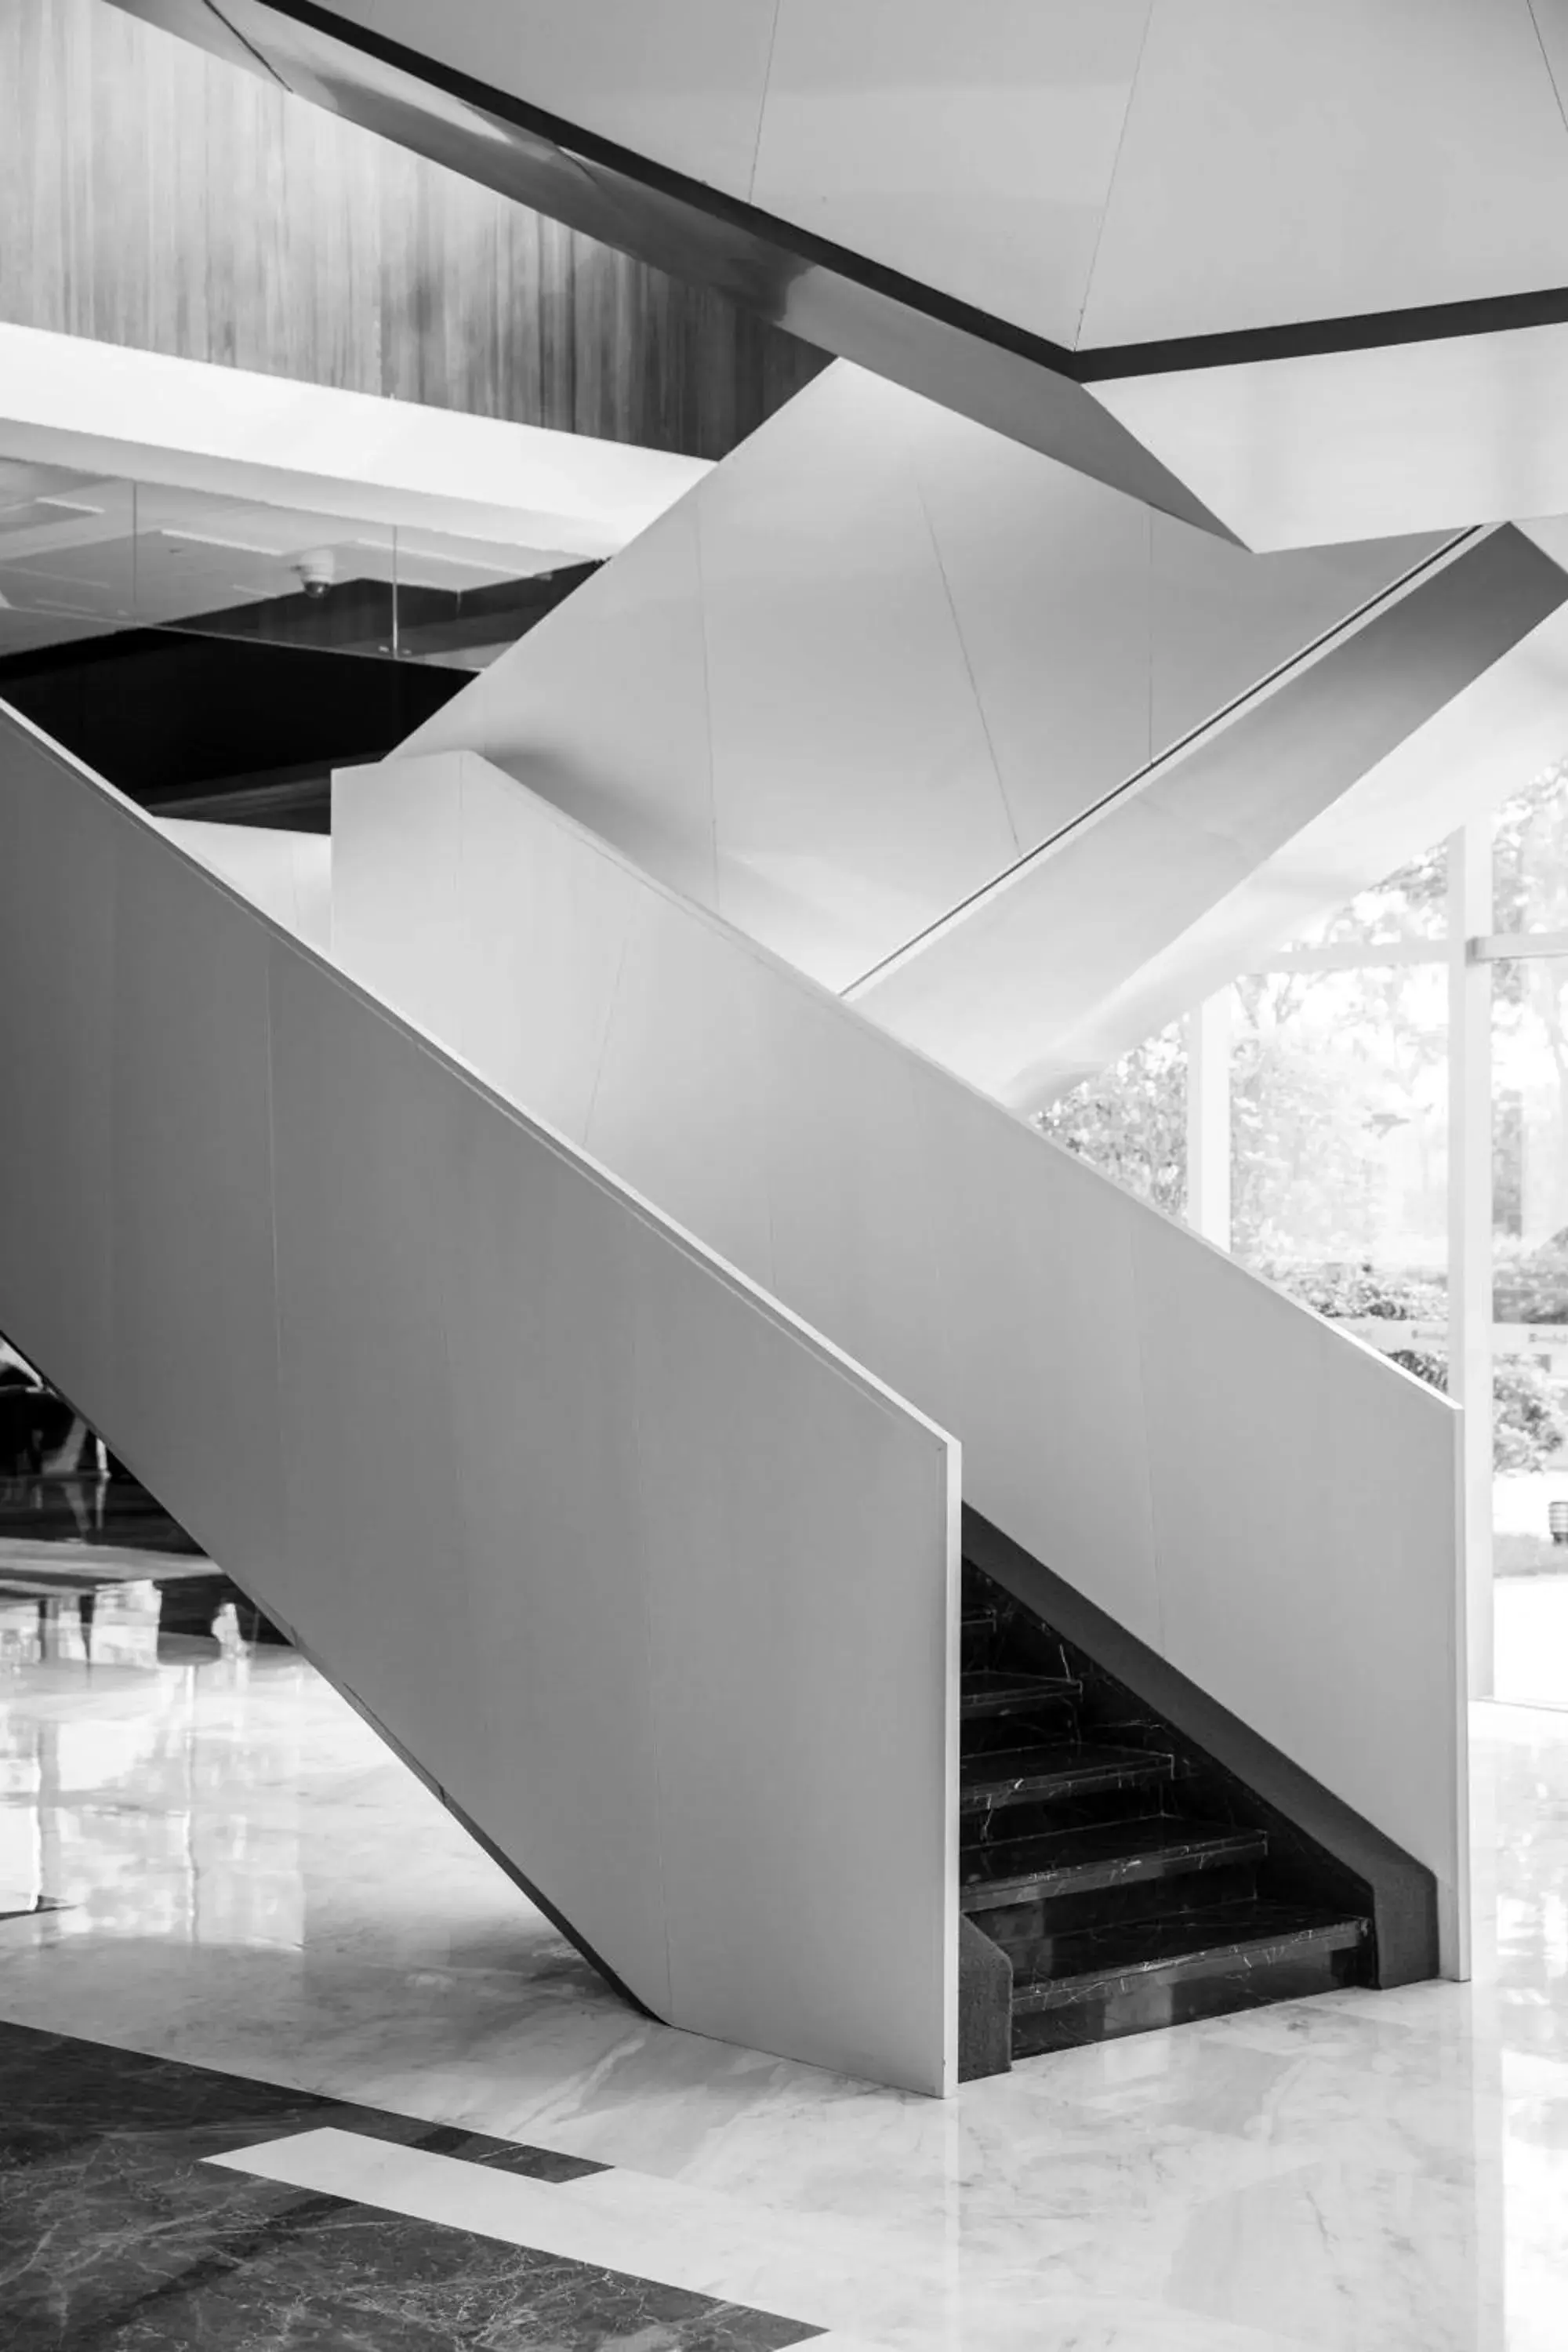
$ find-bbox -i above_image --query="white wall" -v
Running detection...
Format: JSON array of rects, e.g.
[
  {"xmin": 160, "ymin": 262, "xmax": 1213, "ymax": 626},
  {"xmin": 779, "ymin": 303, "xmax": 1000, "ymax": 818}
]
[
  {"xmin": 401, "ymin": 361, "xmax": 1437, "ymax": 990},
  {"xmin": 0, "ymin": 701, "xmax": 958, "ymax": 2096},
  {"xmin": 334, "ymin": 750, "xmax": 1468, "ymax": 1974},
  {"xmin": 154, "ymin": 818, "xmax": 332, "ymax": 954}
]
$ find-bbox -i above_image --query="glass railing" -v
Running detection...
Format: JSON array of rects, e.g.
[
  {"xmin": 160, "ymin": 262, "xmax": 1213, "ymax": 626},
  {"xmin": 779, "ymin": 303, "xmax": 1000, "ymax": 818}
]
[{"xmin": 0, "ymin": 455, "xmax": 594, "ymax": 673}]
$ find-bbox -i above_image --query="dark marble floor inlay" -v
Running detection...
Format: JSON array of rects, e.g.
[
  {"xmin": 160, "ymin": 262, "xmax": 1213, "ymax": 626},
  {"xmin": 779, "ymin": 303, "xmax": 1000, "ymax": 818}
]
[{"xmin": 0, "ymin": 2021, "xmax": 823, "ymax": 2350}]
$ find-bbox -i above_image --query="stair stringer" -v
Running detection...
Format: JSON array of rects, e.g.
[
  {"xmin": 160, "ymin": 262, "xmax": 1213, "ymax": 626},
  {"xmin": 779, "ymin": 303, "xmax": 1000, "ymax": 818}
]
[
  {"xmin": 0, "ymin": 699, "xmax": 961, "ymax": 2098},
  {"xmin": 331, "ymin": 745, "xmax": 1468, "ymax": 1982}
]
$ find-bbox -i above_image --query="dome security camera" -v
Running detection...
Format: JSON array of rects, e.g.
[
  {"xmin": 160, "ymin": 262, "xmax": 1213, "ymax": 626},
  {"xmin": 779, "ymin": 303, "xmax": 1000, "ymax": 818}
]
[{"xmin": 293, "ymin": 550, "xmax": 336, "ymax": 601}]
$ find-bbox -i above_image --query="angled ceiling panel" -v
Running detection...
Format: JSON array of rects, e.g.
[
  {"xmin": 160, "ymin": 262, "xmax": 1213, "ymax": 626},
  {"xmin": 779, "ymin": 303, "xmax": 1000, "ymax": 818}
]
[
  {"xmin": 297, "ymin": 0, "xmax": 781, "ymax": 191},
  {"xmin": 115, "ymin": 0, "xmax": 1568, "ymax": 543},
  {"xmin": 751, "ymin": 0, "xmax": 1152, "ymax": 347},
  {"xmin": 1079, "ymin": 0, "xmax": 1568, "ymax": 347},
  {"xmin": 902, "ymin": 402, "xmax": 1156, "ymax": 851},
  {"xmin": 1088, "ymin": 321, "xmax": 1568, "ymax": 550},
  {"xmin": 693, "ymin": 368, "xmax": 1017, "ymax": 980},
  {"xmin": 397, "ymin": 362, "xmax": 1464, "ymax": 1001}
]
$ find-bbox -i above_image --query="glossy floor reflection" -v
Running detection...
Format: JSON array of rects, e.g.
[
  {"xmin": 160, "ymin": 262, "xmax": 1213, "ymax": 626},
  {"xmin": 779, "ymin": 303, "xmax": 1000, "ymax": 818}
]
[
  {"xmin": 0, "ymin": 1470, "xmax": 202, "ymax": 1554},
  {"xmin": 2, "ymin": 1587, "xmax": 1565, "ymax": 2350}
]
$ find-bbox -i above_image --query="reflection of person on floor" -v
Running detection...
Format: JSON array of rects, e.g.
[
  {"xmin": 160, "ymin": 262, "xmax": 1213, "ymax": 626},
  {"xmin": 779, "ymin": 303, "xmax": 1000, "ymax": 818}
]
[
  {"xmin": 39, "ymin": 1414, "xmax": 110, "ymax": 1483},
  {"xmin": 56, "ymin": 1472, "xmax": 107, "ymax": 1540}
]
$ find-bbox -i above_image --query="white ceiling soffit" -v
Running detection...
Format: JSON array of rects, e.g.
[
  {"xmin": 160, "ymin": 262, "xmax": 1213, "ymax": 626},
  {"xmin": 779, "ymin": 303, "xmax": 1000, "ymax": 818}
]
[
  {"xmin": 1085, "ymin": 324, "xmax": 1568, "ymax": 554},
  {"xmin": 0, "ymin": 324, "xmax": 708, "ymax": 559}
]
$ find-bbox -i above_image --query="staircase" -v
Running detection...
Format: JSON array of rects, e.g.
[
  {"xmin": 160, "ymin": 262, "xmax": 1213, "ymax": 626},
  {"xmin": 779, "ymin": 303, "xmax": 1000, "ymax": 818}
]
[{"xmin": 960, "ymin": 1563, "xmax": 1374, "ymax": 2064}]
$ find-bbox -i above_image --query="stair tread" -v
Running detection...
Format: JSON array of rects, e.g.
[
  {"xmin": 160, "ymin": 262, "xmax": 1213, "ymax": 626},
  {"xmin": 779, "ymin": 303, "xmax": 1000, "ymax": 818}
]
[
  {"xmin": 1007, "ymin": 1902, "xmax": 1370, "ymax": 2012},
  {"xmin": 960, "ymin": 1742, "xmax": 1174, "ymax": 1808},
  {"xmin": 960, "ymin": 1813, "xmax": 1266, "ymax": 1905},
  {"xmin": 960, "ymin": 1668, "xmax": 1077, "ymax": 1720}
]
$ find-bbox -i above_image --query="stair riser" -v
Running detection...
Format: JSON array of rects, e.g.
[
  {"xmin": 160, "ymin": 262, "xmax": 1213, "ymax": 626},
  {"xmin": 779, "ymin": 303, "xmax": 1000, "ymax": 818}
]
[
  {"xmin": 961, "ymin": 1773, "xmax": 1181, "ymax": 1832},
  {"xmin": 1011, "ymin": 1937, "xmax": 1368, "ymax": 2057},
  {"xmin": 961, "ymin": 1697, "xmax": 1079, "ymax": 1746},
  {"xmin": 964, "ymin": 1832, "xmax": 1265, "ymax": 1915},
  {"xmin": 972, "ymin": 1859, "xmax": 1263, "ymax": 1947}
]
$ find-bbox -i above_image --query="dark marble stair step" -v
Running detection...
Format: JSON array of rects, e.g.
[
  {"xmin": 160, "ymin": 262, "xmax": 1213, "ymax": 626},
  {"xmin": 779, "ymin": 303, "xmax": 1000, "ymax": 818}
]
[
  {"xmin": 960, "ymin": 1816, "xmax": 1267, "ymax": 1911},
  {"xmin": 960, "ymin": 1668, "xmax": 1078, "ymax": 1726},
  {"xmin": 960, "ymin": 1742, "xmax": 1174, "ymax": 1815},
  {"xmin": 1005, "ymin": 1903, "xmax": 1370, "ymax": 2055}
]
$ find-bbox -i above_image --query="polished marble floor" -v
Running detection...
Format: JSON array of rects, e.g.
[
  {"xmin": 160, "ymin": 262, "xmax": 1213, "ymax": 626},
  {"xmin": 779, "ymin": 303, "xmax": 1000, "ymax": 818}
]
[{"xmin": 2, "ymin": 1577, "xmax": 1566, "ymax": 2350}]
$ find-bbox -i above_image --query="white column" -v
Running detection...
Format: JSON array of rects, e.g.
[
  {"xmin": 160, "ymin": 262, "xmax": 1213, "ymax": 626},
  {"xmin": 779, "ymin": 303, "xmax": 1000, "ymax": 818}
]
[
  {"xmin": 1448, "ymin": 822, "xmax": 1493, "ymax": 1700},
  {"xmin": 1186, "ymin": 990, "xmax": 1232, "ymax": 1248}
]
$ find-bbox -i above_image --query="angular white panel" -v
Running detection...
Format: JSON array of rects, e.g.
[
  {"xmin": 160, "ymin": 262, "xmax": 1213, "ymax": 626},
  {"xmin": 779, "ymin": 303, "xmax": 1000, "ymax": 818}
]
[
  {"xmin": 334, "ymin": 753, "xmax": 650, "ymax": 1142},
  {"xmin": 753, "ymin": 0, "xmax": 1152, "ymax": 346},
  {"xmin": 0, "ymin": 706, "xmax": 956, "ymax": 2096},
  {"xmin": 903, "ymin": 398, "xmax": 1153, "ymax": 851},
  {"xmin": 409, "ymin": 494, "xmax": 720, "ymax": 913},
  {"xmin": 585, "ymin": 898, "xmax": 777, "ymax": 1282},
  {"xmin": 1147, "ymin": 517, "xmax": 1437, "ymax": 751},
  {"xmin": 860, "ymin": 782, "xmax": 1249, "ymax": 1102},
  {"xmin": 328, "ymin": 756, "xmax": 468, "ymax": 1033},
  {"xmin": 1127, "ymin": 1214, "xmax": 1465, "ymax": 1970},
  {"xmin": 107, "ymin": 822, "xmax": 285, "ymax": 1584},
  {"xmin": 693, "ymin": 368, "xmax": 1016, "ymax": 983},
  {"xmin": 1081, "ymin": 0, "xmax": 1568, "ymax": 346},
  {"xmin": 156, "ymin": 818, "xmax": 332, "ymax": 954},
  {"xmin": 1531, "ymin": 0, "xmax": 1568, "ymax": 117},
  {"xmin": 628, "ymin": 1226, "xmax": 955, "ymax": 2076},
  {"xmin": 333, "ymin": 750, "xmax": 1463, "ymax": 1936},
  {"xmin": 404, "ymin": 363, "xmax": 1439, "ymax": 992},
  {"xmin": 910, "ymin": 1087, "xmax": 1163, "ymax": 1649},
  {"xmin": 448, "ymin": 758, "xmax": 642, "ymax": 1139},
  {"xmin": 0, "ymin": 717, "xmax": 115, "ymax": 1413},
  {"xmin": 316, "ymin": 0, "xmax": 780, "ymax": 191},
  {"xmin": 1093, "ymin": 321, "xmax": 1568, "ymax": 554}
]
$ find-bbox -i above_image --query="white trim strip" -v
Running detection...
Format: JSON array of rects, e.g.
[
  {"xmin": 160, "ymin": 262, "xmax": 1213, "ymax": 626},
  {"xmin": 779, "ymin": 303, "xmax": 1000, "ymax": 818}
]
[
  {"xmin": 1470, "ymin": 928, "xmax": 1568, "ymax": 962},
  {"xmin": 1247, "ymin": 938, "xmax": 1446, "ymax": 973}
]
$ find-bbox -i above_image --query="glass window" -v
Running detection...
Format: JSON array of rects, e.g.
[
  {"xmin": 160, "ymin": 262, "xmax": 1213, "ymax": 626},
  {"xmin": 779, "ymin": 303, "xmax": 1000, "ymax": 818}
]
[
  {"xmin": 1036, "ymin": 1022, "xmax": 1187, "ymax": 1218},
  {"xmin": 1490, "ymin": 953, "xmax": 1568, "ymax": 1701},
  {"xmin": 1494, "ymin": 760, "xmax": 1568, "ymax": 938},
  {"xmin": 1230, "ymin": 964, "xmax": 1448, "ymax": 1319},
  {"xmin": 0, "ymin": 452, "xmax": 593, "ymax": 673},
  {"xmin": 1277, "ymin": 841, "xmax": 1450, "ymax": 951},
  {"xmin": 1040, "ymin": 786, "xmax": 1568, "ymax": 1708}
]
